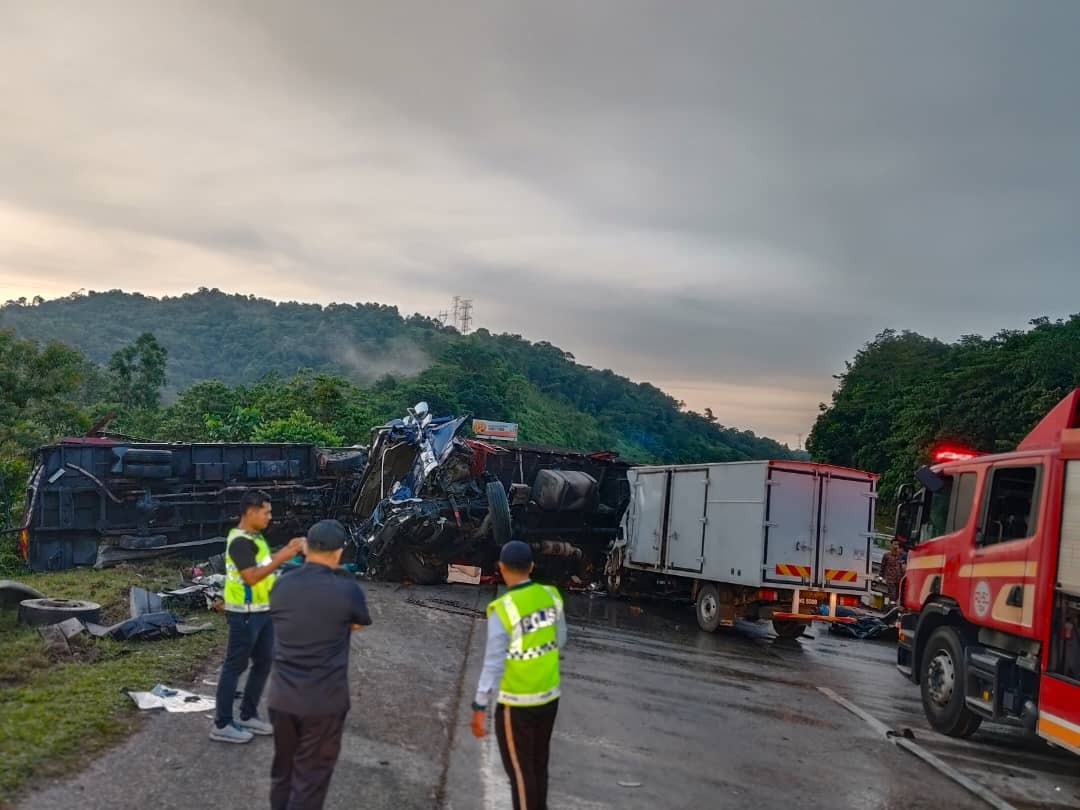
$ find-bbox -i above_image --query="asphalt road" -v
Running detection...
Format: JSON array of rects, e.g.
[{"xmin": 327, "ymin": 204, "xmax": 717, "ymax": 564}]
[{"xmin": 16, "ymin": 583, "xmax": 1080, "ymax": 810}]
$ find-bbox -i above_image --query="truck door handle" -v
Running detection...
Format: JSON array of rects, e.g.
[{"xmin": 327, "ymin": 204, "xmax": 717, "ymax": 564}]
[
  {"xmin": 794, "ymin": 541, "xmax": 810, "ymax": 552},
  {"xmin": 828, "ymin": 545, "xmax": 844, "ymax": 555}
]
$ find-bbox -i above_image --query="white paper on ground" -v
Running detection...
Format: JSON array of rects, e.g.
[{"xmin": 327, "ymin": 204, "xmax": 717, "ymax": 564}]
[{"xmin": 126, "ymin": 684, "xmax": 216, "ymax": 713}]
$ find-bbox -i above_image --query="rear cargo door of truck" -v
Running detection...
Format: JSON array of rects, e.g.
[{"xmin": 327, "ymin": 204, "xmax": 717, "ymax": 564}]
[
  {"xmin": 816, "ymin": 472, "xmax": 875, "ymax": 592},
  {"xmin": 763, "ymin": 466, "xmax": 818, "ymax": 586},
  {"xmin": 665, "ymin": 468, "xmax": 708, "ymax": 572},
  {"xmin": 627, "ymin": 470, "xmax": 668, "ymax": 567}
]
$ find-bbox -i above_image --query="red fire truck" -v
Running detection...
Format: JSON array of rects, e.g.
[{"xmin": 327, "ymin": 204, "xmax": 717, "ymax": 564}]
[{"xmin": 896, "ymin": 390, "xmax": 1080, "ymax": 754}]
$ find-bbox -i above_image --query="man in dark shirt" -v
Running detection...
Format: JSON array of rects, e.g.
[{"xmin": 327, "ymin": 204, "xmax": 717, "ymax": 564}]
[
  {"xmin": 881, "ymin": 539, "xmax": 906, "ymax": 605},
  {"xmin": 268, "ymin": 519, "xmax": 372, "ymax": 810}
]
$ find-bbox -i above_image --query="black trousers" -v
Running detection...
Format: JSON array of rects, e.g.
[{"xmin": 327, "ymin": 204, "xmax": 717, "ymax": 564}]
[
  {"xmin": 214, "ymin": 611, "xmax": 273, "ymax": 727},
  {"xmin": 269, "ymin": 709, "xmax": 348, "ymax": 810},
  {"xmin": 495, "ymin": 700, "xmax": 559, "ymax": 810}
]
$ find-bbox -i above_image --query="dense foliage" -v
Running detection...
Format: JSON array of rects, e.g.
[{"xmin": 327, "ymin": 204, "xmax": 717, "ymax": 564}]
[
  {"xmin": 0, "ymin": 289, "xmax": 797, "ymax": 550},
  {"xmin": 808, "ymin": 317, "xmax": 1080, "ymax": 505}
]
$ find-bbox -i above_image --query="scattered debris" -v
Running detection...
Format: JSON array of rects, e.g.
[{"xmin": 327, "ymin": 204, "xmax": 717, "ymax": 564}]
[
  {"xmin": 447, "ymin": 564, "xmax": 482, "ymax": 585},
  {"xmin": 87, "ymin": 611, "xmax": 213, "ymax": 641},
  {"xmin": 0, "ymin": 579, "xmax": 46, "ymax": 609},
  {"xmin": 38, "ymin": 624, "xmax": 72, "ymax": 656},
  {"xmin": 126, "ymin": 684, "xmax": 215, "ymax": 713},
  {"xmin": 56, "ymin": 617, "xmax": 88, "ymax": 639},
  {"xmin": 130, "ymin": 586, "xmax": 164, "ymax": 618},
  {"xmin": 18, "ymin": 597, "xmax": 102, "ymax": 627},
  {"xmin": 826, "ymin": 606, "xmax": 899, "ymax": 641}
]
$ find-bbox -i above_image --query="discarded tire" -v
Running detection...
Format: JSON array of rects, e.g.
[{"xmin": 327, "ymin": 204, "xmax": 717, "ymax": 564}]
[{"xmin": 17, "ymin": 598, "xmax": 102, "ymax": 627}]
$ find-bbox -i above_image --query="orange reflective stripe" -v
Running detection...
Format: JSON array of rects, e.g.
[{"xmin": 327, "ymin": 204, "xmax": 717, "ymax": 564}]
[
  {"xmin": 774, "ymin": 564, "xmax": 811, "ymax": 578},
  {"xmin": 824, "ymin": 569, "xmax": 859, "ymax": 582}
]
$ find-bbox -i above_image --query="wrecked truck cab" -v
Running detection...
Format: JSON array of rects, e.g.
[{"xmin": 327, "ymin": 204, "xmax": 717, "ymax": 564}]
[{"xmin": 351, "ymin": 406, "xmax": 512, "ymax": 584}]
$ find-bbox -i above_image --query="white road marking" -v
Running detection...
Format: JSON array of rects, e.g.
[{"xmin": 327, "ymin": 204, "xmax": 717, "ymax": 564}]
[
  {"xmin": 817, "ymin": 687, "xmax": 1019, "ymax": 810},
  {"xmin": 482, "ymin": 716, "xmax": 512, "ymax": 810}
]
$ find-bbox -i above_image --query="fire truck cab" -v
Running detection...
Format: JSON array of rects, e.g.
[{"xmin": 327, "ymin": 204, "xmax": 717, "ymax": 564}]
[{"xmin": 896, "ymin": 390, "xmax": 1080, "ymax": 754}]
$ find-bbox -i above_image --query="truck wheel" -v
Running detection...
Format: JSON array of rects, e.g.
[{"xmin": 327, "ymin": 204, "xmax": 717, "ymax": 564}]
[
  {"xmin": 920, "ymin": 626, "xmax": 983, "ymax": 738},
  {"xmin": 772, "ymin": 619, "xmax": 808, "ymax": 640},
  {"xmin": 400, "ymin": 551, "xmax": 448, "ymax": 586},
  {"xmin": 696, "ymin": 583, "xmax": 722, "ymax": 632},
  {"xmin": 18, "ymin": 598, "xmax": 102, "ymax": 627},
  {"xmin": 486, "ymin": 482, "xmax": 512, "ymax": 547}
]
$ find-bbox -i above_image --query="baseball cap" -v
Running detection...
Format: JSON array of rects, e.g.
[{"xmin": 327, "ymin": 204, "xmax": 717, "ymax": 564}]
[
  {"xmin": 306, "ymin": 519, "xmax": 347, "ymax": 551},
  {"xmin": 499, "ymin": 540, "xmax": 533, "ymax": 569}
]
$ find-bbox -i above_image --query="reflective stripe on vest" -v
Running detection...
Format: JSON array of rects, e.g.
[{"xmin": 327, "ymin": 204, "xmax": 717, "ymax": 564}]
[
  {"xmin": 488, "ymin": 582, "xmax": 563, "ymax": 707},
  {"xmin": 224, "ymin": 529, "xmax": 275, "ymax": 612}
]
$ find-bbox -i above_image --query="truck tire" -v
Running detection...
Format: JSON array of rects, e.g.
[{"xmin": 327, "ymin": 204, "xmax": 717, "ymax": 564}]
[
  {"xmin": 772, "ymin": 619, "xmax": 808, "ymax": 640},
  {"xmin": 486, "ymin": 482, "xmax": 512, "ymax": 547},
  {"xmin": 400, "ymin": 551, "xmax": 448, "ymax": 586},
  {"xmin": 920, "ymin": 626, "xmax": 983, "ymax": 738},
  {"xmin": 696, "ymin": 583, "xmax": 723, "ymax": 633},
  {"xmin": 18, "ymin": 598, "xmax": 102, "ymax": 627}
]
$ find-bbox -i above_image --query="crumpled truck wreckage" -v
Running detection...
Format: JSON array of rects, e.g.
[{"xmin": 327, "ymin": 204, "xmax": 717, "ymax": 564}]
[{"xmin": 18, "ymin": 403, "xmax": 633, "ymax": 583}]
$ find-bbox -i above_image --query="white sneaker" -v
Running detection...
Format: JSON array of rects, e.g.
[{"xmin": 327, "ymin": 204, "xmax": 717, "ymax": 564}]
[
  {"xmin": 209, "ymin": 723, "xmax": 254, "ymax": 744},
  {"xmin": 235, "ymin": 716, "xmax": 273, "ymax": 736}
]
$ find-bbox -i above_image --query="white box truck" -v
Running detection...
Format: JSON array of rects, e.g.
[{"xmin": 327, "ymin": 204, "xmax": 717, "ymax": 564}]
[{"xmin": 606, "ymin": 460, "xmax": 877, "ymax": 637}]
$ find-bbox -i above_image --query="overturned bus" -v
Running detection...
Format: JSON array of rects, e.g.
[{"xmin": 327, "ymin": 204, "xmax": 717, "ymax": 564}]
[{"xmin": 17, "ymin": 407, "xmax": 633, "ymax": 580}]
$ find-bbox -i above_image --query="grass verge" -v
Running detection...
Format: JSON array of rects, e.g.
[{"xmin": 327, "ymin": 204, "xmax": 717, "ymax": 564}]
[{"xmin": 0, "ymin": 562, "xmax": 225, "ymax": 805}]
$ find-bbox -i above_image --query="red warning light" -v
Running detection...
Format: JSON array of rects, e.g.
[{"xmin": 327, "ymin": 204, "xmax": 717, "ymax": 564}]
[{"xmin": 931, "ymin": 444, "xmax": 980, "ymax": 463}]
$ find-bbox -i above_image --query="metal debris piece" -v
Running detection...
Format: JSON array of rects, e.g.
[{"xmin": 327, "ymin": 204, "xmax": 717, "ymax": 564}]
[
  {"xmin": 56, "ymin": 617, "xmax": 87, "ymax": 639},
  {"xmin": 38, "ymin": 624, "xmax": 71, "ymax": 656},
  {"xmin": 0, "ymin": 579, "xmax": 46, "ymax": 609},
  {"xmin": 130, "ymin": 587, "xmax": 164, "ymax": 618}
]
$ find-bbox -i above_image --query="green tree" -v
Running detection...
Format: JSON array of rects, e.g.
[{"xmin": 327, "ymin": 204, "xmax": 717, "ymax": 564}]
[
  {"xmin": 252, "ymin": 410, "xmax": 343, "ymax": 445},
  {"xmin": 107, "ymin": 332, "xmax": 168, "ymax": 410}
]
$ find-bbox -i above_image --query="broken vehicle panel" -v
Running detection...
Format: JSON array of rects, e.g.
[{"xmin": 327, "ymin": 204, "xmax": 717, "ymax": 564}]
[{"xmin": 20, "ymin": 439, "xmax": 366, "ymax": 571}]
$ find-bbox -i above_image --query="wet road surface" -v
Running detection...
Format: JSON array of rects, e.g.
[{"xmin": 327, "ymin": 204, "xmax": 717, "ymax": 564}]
[{"xmin": 17, "ymin": 582, "xmax": 1080, "ymax": 809}]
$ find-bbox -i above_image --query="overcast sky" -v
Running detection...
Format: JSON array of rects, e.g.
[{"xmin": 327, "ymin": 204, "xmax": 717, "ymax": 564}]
[{"xmin": 3, "ymin": 1, "xmax": 1080, "ymax": 446}]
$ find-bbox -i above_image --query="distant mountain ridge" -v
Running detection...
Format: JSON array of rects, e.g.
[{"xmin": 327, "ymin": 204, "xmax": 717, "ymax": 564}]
[{"xmin": 0, "ymin": 289, "xmax": 798, "ymax": 463}]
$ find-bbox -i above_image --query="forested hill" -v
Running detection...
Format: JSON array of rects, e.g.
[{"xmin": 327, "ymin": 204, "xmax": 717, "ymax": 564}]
[
  {"xmin": 0, "ymin": 289, "xmax": 796, "ymax": 463},
  {"xmin": 808, "ymin": 317, "xmax": 1080, "ymax": 504}
]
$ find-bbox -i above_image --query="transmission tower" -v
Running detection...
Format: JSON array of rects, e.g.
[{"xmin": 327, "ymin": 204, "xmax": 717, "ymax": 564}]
[{"xmin": 456, "ymin": 298, "xmax": 473, "ymax": 334}]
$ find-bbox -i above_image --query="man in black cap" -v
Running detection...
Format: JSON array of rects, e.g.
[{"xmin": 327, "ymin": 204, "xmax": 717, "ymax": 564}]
[
  {"xmin": 268, "ymin": 519, "xmax": 371, "ymax": 810},
  {"xmin": 472, "ymin": 540, "xmax": 567, "ymax": 810}
]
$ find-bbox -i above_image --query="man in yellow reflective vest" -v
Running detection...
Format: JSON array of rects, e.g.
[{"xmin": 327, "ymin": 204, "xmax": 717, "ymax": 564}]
[
  {"xmin": 472, "ymin": 541, "xmax": 567, "ymax": 810},
  {"xmin": 210, "ymin": 489, "xmax": 304, "ymax": 744}
]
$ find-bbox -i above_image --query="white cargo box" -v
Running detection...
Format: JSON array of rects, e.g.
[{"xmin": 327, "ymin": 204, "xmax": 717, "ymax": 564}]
[{"xmin": 622, "ymin": 460, "xmax": 876, "ymax": 593}]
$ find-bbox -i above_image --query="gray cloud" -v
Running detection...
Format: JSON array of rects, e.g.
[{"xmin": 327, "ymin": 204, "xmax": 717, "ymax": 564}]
[{"xmin": 2, "ymin": 1, "xmax": 1080, "ymax": 445}]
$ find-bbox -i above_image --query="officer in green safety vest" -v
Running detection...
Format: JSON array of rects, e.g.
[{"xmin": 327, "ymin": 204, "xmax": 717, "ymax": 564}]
[
  {"xmin": 472, "ymin": 541, "xmax": 567, "ymax": 810},
  {"xmin": 210, "ymin": 489, "xmax": 304, "ymax": 744}
]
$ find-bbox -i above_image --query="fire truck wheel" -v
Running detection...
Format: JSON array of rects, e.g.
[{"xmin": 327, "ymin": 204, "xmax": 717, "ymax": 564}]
[
  {"xmin": 920, "ymin": 626, "xmax": 983, "ymax": 738},
  {"xmin": 772, "ymin": 619, "xmax": 808, "ymax": 640},
  {"xmin": 696, "ymin": 583, "xmax": 722, "ymax": 632}
]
